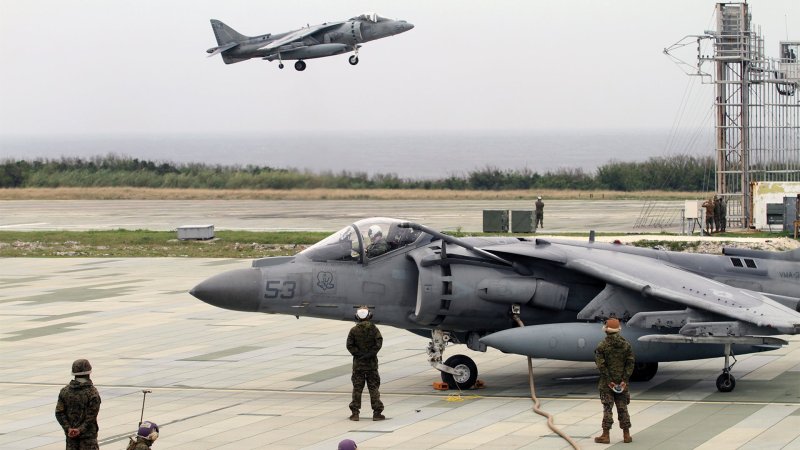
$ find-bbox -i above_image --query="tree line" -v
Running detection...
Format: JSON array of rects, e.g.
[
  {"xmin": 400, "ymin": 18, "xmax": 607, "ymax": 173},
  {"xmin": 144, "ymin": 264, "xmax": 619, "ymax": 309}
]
[{"xmin": 0, "ymin": 154, "xmax": 714, "ymax": 191}]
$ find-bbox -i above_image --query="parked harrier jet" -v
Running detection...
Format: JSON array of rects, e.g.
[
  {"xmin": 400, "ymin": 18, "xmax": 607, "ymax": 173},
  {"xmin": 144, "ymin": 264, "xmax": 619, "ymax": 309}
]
[
  {"xmin": 206, "ymin": 13, "xmax": 414, "ymax": 71},
  {"xmin": 190, "ymin": 218, "xmax": 800, "ymax": 392}
]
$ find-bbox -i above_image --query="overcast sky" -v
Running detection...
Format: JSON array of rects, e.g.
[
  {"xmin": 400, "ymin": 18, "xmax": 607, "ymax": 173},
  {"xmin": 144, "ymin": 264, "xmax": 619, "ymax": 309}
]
[{"xmin": 0, "ymin": 0, "xmax": 797, "ymax": 137}]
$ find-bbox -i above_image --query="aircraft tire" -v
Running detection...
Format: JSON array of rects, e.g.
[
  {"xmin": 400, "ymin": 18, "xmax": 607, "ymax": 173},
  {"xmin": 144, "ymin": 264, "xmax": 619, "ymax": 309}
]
[
  {"xmin": 716, "ymin": 372, "xmax": 735, "ymax": 392},
  {"xmin": 294, "ymin": 60, "xmax": 306, "ymax": 71},
  {"xmin": 630, "ymin": 362, "xmax": 658, "ymax": 382},
  {"xmin": 349, "ymin": 55, "xmax": 359, "ymax": 65},
  {"xmin": 441, "ymin": 354, "xmax": 478, "ymax": 390},
  {"xmin": 278, "ymin": 63, "xmax": 284, "ymax": 69}
]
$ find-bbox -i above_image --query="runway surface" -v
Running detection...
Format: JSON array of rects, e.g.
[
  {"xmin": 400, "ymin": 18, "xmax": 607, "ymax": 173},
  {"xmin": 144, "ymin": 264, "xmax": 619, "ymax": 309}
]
[
  {"xmin": 0, "ymin": 199, "xmax": 684, "ymax": 233},
  {"xmin": 2, "ymin": 258, "xmax": 799, "ymax": 449}
]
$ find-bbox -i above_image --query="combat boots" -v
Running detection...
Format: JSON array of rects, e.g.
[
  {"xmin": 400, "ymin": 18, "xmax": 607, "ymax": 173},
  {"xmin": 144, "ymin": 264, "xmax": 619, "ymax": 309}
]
[
  {"xmin": 373, "ymin": 413, "xmax": 385, "ymax": 421},
  {"xmin": 623, "ymin": 428, "xmax": 633, "ymax": 443},
  {"xmin": 349, "ymin": 413, "xmax": 359, "ymax": 421},
  {"xmin": 594, "ymin": 428, "xmax": 610, "ymax": 444}
]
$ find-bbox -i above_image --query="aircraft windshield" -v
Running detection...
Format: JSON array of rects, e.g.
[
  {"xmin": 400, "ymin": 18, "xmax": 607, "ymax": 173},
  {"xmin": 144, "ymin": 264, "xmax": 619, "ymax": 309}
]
[
  {"xmin": 352, "ymin": 12, "xmax": 389, "ymax": 23},
  {"xmin": 299, "ymin": 225, "xmax": 362, "ymax": 262},
  {"xmin": 298, "ymin": 218, "xmax": 423, "ymax": 262}
]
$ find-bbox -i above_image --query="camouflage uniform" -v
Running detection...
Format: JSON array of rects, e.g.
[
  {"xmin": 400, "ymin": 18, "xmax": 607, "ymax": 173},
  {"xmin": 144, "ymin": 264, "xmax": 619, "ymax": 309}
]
[
  {"xmin": 127, "ymin": 437, "xmax": 153, "ymax": 450},
  {"xmin": 702, "ymin": 199, "xmax": 715, "ymax": 234},
  {"xmin": 55, "ymin": 379, "xmax": 101, "ymax": 450},
  {"xmin": 713, "ymin": 197, "xmax": 722, "ymax": 232},
  {"xmin": 720, "ymin": 198, "xmax": 727, "ymax": 232},
  {"xmin": 347, "ymin": 320, "xmax": 384, "ymax": 416},
  {"xmin": 534, "ymin": 199, "xmax": 545, "ymax": 228},
  {"xmin": 595, "ymin": 333, "xmax": 635, "ymax": 431},
  {"xmin": 366, "ymin": 239, "xmax": 390, "ymax": 258}
]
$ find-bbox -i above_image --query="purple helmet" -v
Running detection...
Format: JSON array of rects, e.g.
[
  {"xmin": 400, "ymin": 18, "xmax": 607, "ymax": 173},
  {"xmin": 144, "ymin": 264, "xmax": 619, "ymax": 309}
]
[{"xmin": 137, "ymin": 421, "xmax": 159, "ymax": 441}]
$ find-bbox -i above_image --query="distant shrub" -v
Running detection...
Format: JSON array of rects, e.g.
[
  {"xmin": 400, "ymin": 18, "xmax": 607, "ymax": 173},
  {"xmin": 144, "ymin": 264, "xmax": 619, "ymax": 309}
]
[{"xmin": 0, "ymin": 154, "xmax": 715, "ymax": 191}]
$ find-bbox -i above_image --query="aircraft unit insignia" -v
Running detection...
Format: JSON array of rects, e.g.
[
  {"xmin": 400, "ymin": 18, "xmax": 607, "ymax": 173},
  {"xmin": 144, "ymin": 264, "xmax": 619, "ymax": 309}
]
[{"xmin": 317, "ymin": 271, "xmax": 335, "ymax": 291}]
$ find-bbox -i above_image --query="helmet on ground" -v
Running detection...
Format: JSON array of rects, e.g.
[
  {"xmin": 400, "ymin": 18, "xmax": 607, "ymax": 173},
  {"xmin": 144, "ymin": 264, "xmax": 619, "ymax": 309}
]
[
  {"xmin": 368, "ymin": 225, "xmax": 382, "ymax": 239},
  {"xmin": 603, "ymin": 318, "xmax": 621, "ymax": 333},
  {"xmin": 71, "ymin": 359, "xmax": 92, "ymax": 376},
  {"xmin": 355, "ymin": 306, "xmax": 372, "ymax": 321},
  {"xmin": 137, "ymin": 421, "xmax": 159, "ymax": 441}
]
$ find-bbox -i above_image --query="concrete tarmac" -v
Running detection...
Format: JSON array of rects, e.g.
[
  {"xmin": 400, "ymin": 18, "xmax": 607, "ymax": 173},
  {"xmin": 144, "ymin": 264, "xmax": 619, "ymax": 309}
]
[
  {"xmin": 2, "ymin": 258, "xmax": 799, "ymax": 449},
  {"xmin": 0, "ymin": 199, "xmax": 685, "ymax": 233}
]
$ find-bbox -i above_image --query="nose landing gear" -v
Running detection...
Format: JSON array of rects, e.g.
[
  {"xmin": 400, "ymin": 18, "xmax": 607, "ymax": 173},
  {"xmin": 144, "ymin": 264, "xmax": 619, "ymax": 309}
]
[
  {"xmin": 427, "ymin": 329, "xmax": 479, "ymax": 390},
  {"xmin": 716, "ymin": 343, "xmax": 737, "ymax": 392}
]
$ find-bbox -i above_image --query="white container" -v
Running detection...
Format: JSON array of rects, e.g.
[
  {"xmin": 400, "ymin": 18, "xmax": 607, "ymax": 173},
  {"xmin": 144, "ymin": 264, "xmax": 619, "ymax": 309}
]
[{"xmin": 177, "ymin": 225, "xmax": 215, "ymax": 240}]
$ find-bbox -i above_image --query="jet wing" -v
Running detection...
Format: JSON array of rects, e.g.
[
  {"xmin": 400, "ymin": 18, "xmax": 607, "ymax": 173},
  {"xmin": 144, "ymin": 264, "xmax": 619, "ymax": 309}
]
[
  {"xmin": 259, "ymin": 22, "xmax": 345, "ymax": 51},
  {"xmin": 483, "ymin": 242, "xmax": 800, "ymax": 334}
]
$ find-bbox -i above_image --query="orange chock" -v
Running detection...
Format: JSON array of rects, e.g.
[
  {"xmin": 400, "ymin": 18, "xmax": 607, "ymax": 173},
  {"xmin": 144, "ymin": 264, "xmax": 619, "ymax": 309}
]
[{"xmin": 432, "ymin": 381, "xmax": 449, "ymax": 390}]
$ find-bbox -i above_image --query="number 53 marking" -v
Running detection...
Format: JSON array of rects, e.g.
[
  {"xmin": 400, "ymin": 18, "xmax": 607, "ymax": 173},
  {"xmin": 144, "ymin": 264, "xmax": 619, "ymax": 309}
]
[{"xmin": 265, "ymin": 280, "xmax": 296, "ymax": 299}]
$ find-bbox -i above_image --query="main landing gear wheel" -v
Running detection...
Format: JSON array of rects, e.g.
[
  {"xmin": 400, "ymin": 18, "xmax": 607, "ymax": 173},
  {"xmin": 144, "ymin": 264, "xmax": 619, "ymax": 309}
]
[
  {"xmin": 716, "ymin": 372, "xmax": 736, "ymax": 392},
  {"xmin": 716, "ymin": 343, "xmax": 737, "ymax": 392},
  {"xmin": 630, "ymin": 362, "xmax": 658, "ymax": 382},
  {"xmin": 349, "ymin": 55, "xmax": 359, "ymax": 65},
  {"xmin": 278, "ymin": 63, "xmax": 284, "ymax": 69},
  {"xmin": 440, "ymin": 354, "xmax": 478, "ymax": 390},
  {"xmin": 294, "ymin": 60, "xmax": 306, "ymax": 71}
]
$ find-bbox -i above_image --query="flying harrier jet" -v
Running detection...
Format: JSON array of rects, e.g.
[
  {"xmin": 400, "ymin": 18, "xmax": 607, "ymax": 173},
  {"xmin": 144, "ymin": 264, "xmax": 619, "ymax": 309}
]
[{"xmin": 206, "ymin": 13, "xmax": 414, "ymax": 71}]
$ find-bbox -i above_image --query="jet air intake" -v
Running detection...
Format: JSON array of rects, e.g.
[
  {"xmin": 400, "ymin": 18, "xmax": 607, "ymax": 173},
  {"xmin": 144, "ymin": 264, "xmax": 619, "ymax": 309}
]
[{"xmin": 477, "ymin": 278, "xmax": 569, "ymax": 311}]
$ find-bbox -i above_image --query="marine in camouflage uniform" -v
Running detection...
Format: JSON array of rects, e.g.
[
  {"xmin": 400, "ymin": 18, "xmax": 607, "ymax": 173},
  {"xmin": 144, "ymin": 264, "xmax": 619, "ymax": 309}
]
[
  {"xmin": 347, "ymin": 306, "xmax": 385, "ymax": 421},
  {"xmin": 55, "ymin": 359, "xmax": 101, "ymax": 450},
  {"xmin": 713, "ymin": 196, "xmax": 722, "ymax": 232},
  {"xmin": 534, "ymin": 197, "xmax": 545, "ymax": 228},
  {"xmin": 594, "ymin": 318, "xmax": 635, "ymax": 444},
  {"xmin": 702, "ymin": 198, "xmax": 715, "ymax": 235},
  {"xmin": 126, "ymin": 421, "xmax": 159, "ymax": 450}
]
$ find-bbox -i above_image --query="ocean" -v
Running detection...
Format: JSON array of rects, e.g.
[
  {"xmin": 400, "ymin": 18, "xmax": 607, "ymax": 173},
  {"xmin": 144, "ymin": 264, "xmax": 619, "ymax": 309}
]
[{"xmin": 0, "ymin": 129, "xmax": 712, "ymax": 179}]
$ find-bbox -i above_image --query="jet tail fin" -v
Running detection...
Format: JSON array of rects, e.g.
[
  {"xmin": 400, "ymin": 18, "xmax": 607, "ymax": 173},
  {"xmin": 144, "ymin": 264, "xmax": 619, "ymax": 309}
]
[{"xmin": 210, "ymin": 19, "xmax": 249, "ymax": 45}]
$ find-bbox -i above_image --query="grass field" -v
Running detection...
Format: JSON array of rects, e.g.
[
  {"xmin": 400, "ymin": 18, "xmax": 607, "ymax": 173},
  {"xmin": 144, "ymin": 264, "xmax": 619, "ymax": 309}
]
[{"xmin": 1, "ymin": 229, "xmax": 795, "ymax": 258}]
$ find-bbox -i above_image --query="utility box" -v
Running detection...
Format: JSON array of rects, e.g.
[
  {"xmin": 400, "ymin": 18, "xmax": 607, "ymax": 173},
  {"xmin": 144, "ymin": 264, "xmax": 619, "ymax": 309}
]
[
  {"xmin": 766, "ymin": 204, "xmax": 784, "ymax": 229},
  {"xmin": 177, "ymin": 224, "xmax": 215, "ymax": 240},
  {"xmin": 684, "ymin": 200, "xmax": 700, "ymax": 219},
  {"xmin": 510, "ymin": 210, "xmax": 535, "ymax": 233},
  {"xmin": 483, "ymin": 210, "xmax": 509, "ymax": 233}
]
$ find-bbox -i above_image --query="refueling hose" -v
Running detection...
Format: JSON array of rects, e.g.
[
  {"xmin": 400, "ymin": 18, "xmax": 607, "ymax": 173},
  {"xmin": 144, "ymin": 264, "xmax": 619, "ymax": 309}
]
[{"xmin": 512, "ymin": 315, "xmax": 581, "ymax": 450}]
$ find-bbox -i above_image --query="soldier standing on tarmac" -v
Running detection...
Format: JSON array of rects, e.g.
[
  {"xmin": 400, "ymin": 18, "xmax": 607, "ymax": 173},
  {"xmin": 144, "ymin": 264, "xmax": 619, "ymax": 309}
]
[
  {"xmin": 534, "ymin": 196, "xmax": 545, "ymax": 229},
  {"xmin": 594, "ymin": 318, "xmax": 635, "ymax": 444},
  {"xmin": 347, "ymin": 306, "xmax": 385, "ymax": 421},
  {"xmin": 55, "ymin": 359, "xmax": 101, "ymax": 450},
  {"xmin": 702, "ymin": 197, "xmax": 715, "ymax": 235}
]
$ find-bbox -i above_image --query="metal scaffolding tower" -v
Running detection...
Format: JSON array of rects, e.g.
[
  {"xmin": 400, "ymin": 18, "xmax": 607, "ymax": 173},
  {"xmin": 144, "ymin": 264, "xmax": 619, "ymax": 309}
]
[{"xmin": 665, "ymin": 2, "xmax": 799, "ymax": 229}]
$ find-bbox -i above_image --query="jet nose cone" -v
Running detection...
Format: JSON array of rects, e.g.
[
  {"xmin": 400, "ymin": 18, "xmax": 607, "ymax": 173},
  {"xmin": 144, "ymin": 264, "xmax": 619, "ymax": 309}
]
[
  {"xmin": 394, "ymin": 21, "xmax": 414, "ymax": 34},
  {"xmin": 190, "ymin": 268, "xmax": 262, "ymax": 312}
]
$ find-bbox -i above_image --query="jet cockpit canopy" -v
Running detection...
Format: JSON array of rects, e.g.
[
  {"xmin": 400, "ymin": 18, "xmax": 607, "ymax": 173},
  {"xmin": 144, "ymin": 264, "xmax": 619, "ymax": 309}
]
[
  {"xmin": 298, "ymin": 217, "xmax": 424, "ymax": 263},
  {"xmin": 352, "ymin": 12, "xmax": 390, "ymax": 23}
]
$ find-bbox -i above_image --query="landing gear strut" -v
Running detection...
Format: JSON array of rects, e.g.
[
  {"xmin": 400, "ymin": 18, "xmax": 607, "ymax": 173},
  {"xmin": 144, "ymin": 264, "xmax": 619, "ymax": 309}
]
[
  {"xmin": 427, "ymin": 329, "xmax": 479, "ymax": 390},
  {"xmin": 278, "ymin": 53, "xmax": 284, "ymax": 69},
  {"xmin": 349, "ymin": 46, "xmax": 359, "ymax": 65},
  {"xmin": 716, "ymin": 343, "xmax": 736, "ymax": 392}
]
